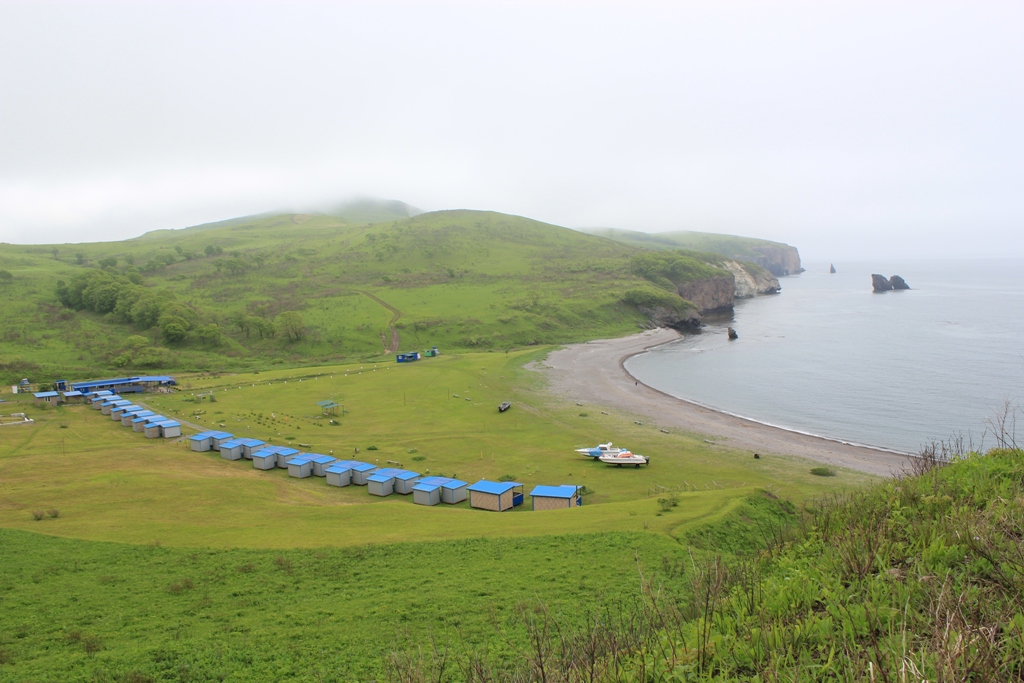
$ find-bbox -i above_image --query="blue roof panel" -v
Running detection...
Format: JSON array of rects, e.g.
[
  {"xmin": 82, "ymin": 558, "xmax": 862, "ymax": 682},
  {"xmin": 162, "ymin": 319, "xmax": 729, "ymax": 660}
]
[
  {"xmin": 467, "ymin": 480, "xmax": 522, "ymax": 495},
  {"xmin": 34, "ymin": 391, "xmax": 59, "ymax": 398},
  {"xmin": 530, "ymin": 485, "xmax": 580, "ymax": 499},
  {"xmin": 412, "ymin": 482, "xmax": 440, "ymax": 492}
]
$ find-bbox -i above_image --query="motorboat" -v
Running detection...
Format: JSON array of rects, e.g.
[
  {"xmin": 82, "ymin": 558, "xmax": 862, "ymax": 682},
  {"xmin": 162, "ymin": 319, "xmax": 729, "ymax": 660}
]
[
  {"xmin": 576, "ymin": 442, "xmax": 624, "ymax": 459},
  {"xmin": 599, "ymin": 451, "xmax": 650, "ymax": 467}
]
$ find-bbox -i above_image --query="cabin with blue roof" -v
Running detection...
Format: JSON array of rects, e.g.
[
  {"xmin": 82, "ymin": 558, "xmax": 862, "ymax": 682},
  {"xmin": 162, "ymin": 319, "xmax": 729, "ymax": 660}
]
[
  {"xmin": 33, "ymin": 391, "xmax": 60, "ymax": 406},
  {"xmin": 251, "ymin": 447, "xmax": 280, "ymax": 470},
  {"xmin": 440, "ymin": 479, "xmax": 468, "ymax": 504},
  {"xmin": 218, "ymin": 439, "xmax": 245, "ymax": 460},
  {"xmin": 101, "ymin": 399, "xmax": 132, "ymax": 415},
  {"xmin": 412, "ymin": 481, "xmax": 441, "ymax": 506},
  {"xmin": 205, "ymin": 432, "xmax": 233, "ymax": 450},
  {"xmin": 348, "ymin": 461, "xmax": 378, "ymax": 485},
  {"xmin": 237, "ymin": 438, "xmax": 266, "ymax": 460},
  {"xmin": 144, "ymin": 420, "xmax": 166, "ymax": 438},
  {"xmin": 393, "ymin": 469, "xmax": 421, "ymax": 494},
  {"xmin": 467, "ymin": 480, "xmax": 524, "ymax": 511},
  {"xmin": 131, "ymin": 413, "xmax": 157, "ymax": 431},
  {"xmin": 273, "ymin": 447, "xmax": 302, "ymax": 468},
  {"xmin": 189, "ymin": 431, "xmax": 217, "ymax": 451},
  {"xmin": 110, "ymin": 404, "xmax": 139, "ymax": 421},
  {"xmin": 324, "ymin": 460, "xmax": 369, "ymax": 487},
  {"xmin": 366, "ymin": 471, "xmax": 398, "ymax": 496},
  {"xmin": 287, "ymin": 456, "xmax": 314, "ymax": 479},
  {"xmin": 116, "ymin": 407, "xmax": 146, "ymax": 425},
  {"xmin": 123, "ymin": 409, "xmax": 153, "ymax": 426},
  {"xmin": 530, "ymin": 485, "xmax": 582, "ymax": 510},
  {"xmin": 62, "ymin": 390, "xmax": 84, "ymax": 404},
  {"xmin": 158, "ymin": 421, "xmax": 181, "ymax": 438},
  {"xmin": 395, "ymin": 352, "xmax": 421, "ymax": 363},
  {"xmin": 90, "ymin": 393, "xmax": 119, "ymax": 409},
  {"xmin": 306, "ymin": 454, "xmax": 337, "ymax": 477}
]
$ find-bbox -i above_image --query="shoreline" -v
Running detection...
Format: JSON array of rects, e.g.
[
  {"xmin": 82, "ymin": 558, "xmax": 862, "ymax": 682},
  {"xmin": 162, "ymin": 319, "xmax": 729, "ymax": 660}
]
[{"xmin": 541, "ymin": 328, "xmax": 910, "ymax": 477}]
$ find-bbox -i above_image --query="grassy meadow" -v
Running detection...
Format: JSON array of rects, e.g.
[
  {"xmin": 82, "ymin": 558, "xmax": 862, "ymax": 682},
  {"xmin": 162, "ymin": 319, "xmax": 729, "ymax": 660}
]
[{"xmin": 0, "ymin": 350, "xmax": 866, "ymax": 548}]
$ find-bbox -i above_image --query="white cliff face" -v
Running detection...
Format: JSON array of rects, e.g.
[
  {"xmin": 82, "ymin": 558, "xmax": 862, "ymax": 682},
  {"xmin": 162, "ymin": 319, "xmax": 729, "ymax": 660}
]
[{"xmin": 722, "ymin": 261, "xmax": 781, "ymax": 299}]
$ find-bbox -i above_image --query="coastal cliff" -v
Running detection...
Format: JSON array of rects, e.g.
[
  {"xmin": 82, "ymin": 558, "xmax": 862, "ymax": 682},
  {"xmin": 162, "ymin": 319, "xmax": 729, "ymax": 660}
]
[
  {"xmin": 677, "ymin": 275, "xmax": 736, "ymax": 313},
  {"xmin": 749, "ymin": 245, "xmax": 803, "ymax": 277},
  {"xmin": 722, "ymin": 260, "xmax": 781, "ymax": 298}
]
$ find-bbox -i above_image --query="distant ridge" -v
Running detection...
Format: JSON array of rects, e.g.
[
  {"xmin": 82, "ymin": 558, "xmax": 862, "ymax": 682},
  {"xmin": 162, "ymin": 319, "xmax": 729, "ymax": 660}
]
[
  {"xmin": 329, "ymin": 197, "xmax": 423, "ymax": 224},
  {"xmin": 583, "ymin": 227, "xmax": 803, "ymax": 276}
]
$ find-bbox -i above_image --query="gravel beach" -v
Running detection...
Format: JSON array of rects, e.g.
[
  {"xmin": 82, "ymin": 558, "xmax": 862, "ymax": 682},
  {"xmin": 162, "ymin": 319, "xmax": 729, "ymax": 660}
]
[{"xmin": 541, "ymin": 328, "xmax": 910, "ymax": 477}]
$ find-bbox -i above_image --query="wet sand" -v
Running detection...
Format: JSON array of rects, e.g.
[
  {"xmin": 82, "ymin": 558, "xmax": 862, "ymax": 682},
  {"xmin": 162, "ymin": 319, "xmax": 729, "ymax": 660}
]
[{"xmin": 541, "ymin": 329, "xmax": 910, "ymax": 477}]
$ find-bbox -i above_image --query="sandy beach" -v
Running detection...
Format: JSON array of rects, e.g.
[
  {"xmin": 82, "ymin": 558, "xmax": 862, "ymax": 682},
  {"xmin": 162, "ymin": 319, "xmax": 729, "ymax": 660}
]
[{"xmin": 541, "ymin": 328, "xmax": 910, "ymax": 477}]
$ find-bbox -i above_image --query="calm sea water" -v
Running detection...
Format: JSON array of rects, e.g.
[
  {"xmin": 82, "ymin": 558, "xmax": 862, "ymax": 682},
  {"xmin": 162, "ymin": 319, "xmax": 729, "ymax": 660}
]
[{"xmin": 626, "ymin": 259, "xmax": 1024, "ymax": 453}]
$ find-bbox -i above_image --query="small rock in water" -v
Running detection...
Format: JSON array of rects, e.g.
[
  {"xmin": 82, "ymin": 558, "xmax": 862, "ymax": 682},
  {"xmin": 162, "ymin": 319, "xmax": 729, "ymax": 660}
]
[
  {"xmin": 889, "ymin": 275, "xmax": 910, "ymax": 290},
  {"xmin": 872, "ymin": 274, "xmax": 894, "ymax": 292},
  {"xmin": 727, "ymin": 327, "xmax": 739, "ymax": 340}
]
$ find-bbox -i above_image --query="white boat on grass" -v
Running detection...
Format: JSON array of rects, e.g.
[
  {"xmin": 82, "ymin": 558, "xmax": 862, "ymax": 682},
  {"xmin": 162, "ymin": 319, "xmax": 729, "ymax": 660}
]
[
  {"xmin": 599, "ymin": 451, "xmax": 650, "ymax": 467},
  {"xmin": 575, "ymin": 442, "xmax": 624, "ymax": 459}
]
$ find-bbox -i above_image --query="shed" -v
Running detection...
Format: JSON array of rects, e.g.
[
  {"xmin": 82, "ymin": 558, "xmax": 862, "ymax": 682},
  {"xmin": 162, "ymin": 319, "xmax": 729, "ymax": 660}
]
[
  {"xmin": 144, "ymin": 422, "xmax": 164, "ymax": 438},
  {"xmin": 33, "ymin": 391, "xmax": 60, "ymax": 406},
  {"xmin": 307, "ymin": 454, "xmax": 338, "ymax": 477},
  {"xmin": 424, "ymin": 346, "xmax": 440, "ymax": 357},
  {"xmin": 132, "ymin": 413, "xmax": 160, "ymax": 431},
  {"xmin": 158, "ymin": 421, "xmax": 181, "ymax": 438},
  {"xmin": 392, "ymin": 469, "xmax": 421, "ymax": 494},
  {"xmin": 239, "ymin": 438, "xmax": 267, "ymax": 460},
  {"xmin": 111, "ymin": 404, "xmax": 140, "ymax": 420},
  {"xmin": 101, "ymin": 399, "xmax": 131, "ymax": 415},
  {"xmin": 530, "ymin": 485, "xmax": 582, "ymax": 511},
  {"xmin": 440, "ymin": 479, "xmax": 468, "ymax": 504},
  {"xmin": 123, "ymin": 409, "xmax": 153, "ymax": 426},
  {"xmin": 62, "ymin": 390, "xmax": 85, "ymax": 404},
  {"xmin": 189, "ymin": 431, "xmax": 217, "ymax": 452},
  {"xmin": 287, "ymin": 457, "xmax": 314, "ymax": 479},
  {"xmin": 90, "ymin": 393, "xmax": 116, "ymax": 408},
  {"xmin": 366, "ymin": 472, "xmax": 396, "ymax": 496},
  {"xmin": 396, "ymin": 352, "xmax": 422, "ymax": 363},
  {"xmin": 218, "ymin": 439, "xmax": 245, "ymax": 460},
  {"xmin": 71, "ymin": 376, "xmax": 176, "ymax": 394},
  {"xmin": 412, "ymin": 481, "xmax": 441, "ymax": 506},
  {"xmin": 325, "ymin": 462, "xmax": 354, "ymax": 487},
  {"xmin": 274, "ymin": 447, "xmax": 302, "ymax": 468},
  {"xmin": 349, "ymin": 462, "xmax": 378, "ymax": 485},
  {"xmin": 467, "ymin": 480, "xmax": 524, "ymax": 511},
  {"xmin": 251, "ymin": 448, "xmax": 279, "ymax": 470},
  {"xmin": 208, "ymin": 432, "xmax": 234, "ymax": 450}
]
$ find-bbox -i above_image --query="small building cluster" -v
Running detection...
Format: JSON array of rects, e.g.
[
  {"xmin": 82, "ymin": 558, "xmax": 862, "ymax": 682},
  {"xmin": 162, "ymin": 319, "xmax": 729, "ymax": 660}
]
[
  {"xmin": 33, "ymin": 376, "xmax": 176, "ymax": 407},
  {"xmin": 396, "ymin": 346, "xmax": 441, "ymax": 363},
  {"xmin": 47, "ymin": 373, "xmax": 584, "ymax": 515}
]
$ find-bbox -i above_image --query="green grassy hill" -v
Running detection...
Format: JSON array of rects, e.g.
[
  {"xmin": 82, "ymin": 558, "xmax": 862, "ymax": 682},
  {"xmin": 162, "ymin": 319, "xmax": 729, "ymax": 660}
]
[{"xmin": 0, "ymin": 210, "xmax": 721, "ymax": 385}]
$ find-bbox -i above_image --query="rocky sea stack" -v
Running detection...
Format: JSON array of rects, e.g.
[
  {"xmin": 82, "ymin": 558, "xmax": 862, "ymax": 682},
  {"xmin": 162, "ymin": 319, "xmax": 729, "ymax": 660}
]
[{"xmin": 872, "ymin": 274, "xmax": 910, "ymax": 292}]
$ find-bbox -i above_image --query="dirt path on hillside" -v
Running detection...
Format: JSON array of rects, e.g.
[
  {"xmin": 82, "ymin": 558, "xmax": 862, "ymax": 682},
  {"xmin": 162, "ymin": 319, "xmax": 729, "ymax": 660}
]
[
  {"xmin": 540, "ymin": 329, "xmax": 911, "ymax": 478},
  {"xmin": 356, "ymin": 290, "xmax": 402, "ymax": 354}
]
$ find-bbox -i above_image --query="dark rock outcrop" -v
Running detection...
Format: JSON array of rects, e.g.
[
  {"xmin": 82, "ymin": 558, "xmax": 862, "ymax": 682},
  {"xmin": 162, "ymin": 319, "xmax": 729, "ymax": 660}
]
[
  {"xmin": 677, "ymin": 275, "xmax": 736, "ymax": 314},
  {"xmin": 889, "ymin": 275, "xmax": 910, "ymax": 290},
  {"xmin": 873, "ymin": 274, "xmax": 911, "ymax": 292},
  {"xmin": 637, "ymin": 304, "xmax": 702, "ymax": 331},
  {"xmin": 727, "ymin": 327, "xmax": 738, "ymax": 340}
]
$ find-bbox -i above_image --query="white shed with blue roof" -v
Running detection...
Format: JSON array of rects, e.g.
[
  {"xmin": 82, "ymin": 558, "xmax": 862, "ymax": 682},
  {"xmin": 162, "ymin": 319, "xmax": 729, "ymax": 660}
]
[
  {"xmin": 123, "ymin": 409, "xmax": 153, "ymax": 426},
  {"xmin": 366, "ymin": 471, "xmax": 397, "ymax": 496},
  {"xmin": 307, "ymin": 454, "xmax": 337, "ymax": 477},
  {"xmin": 274, "ymin": 447, "xmax": 302, "ymax": 468},
  {"xmin": 209, "ymin": 432, "xmax": 235, "ymax": 450},
  {"xmin": 349, "ymin": 461, "xmax": 378, "ymax": 485},
  {"xmin": 131, "ymin": 412, "xmax": 157, "ymax": 431},
  {"xmin": 239, "ymin": 438, "xmax": 267, "ymax": 460},
  {"xmin": 158, "ymin": 421, "xmax": 181, "ymax": 438},
  {"xmin": 189, "ymin": 431, "xmax": 216, "ymax": 451},
  {"xmin": 440, "ymin": 479, "xmax": 468, "ymax": 504},
  {"xmin": 33, "ymin": 391, "xmax": 60, "ymax": 406},
  {"xmin": 467, "ymin": 480, "xmax": 524, "ymax": 511},
  {"xmin": 90, "ymin": 393, "xmax": 118, "ymax": 409},
  {"xmin": 529, "ymin": 485, "xmax": 582, "ymax": 511},
  {"xmin": 392, "ymin": 470, "xmax": 421, "ymax": 494},
  {"xmin": 251, "ymin": 447, "xmax": 280, "ymax": 470},
  {"xmin": 218, "ymin": 439, "xmax": 245, "ymax": 460},
  {"xmin": 110, "ymin": 404, "xmax": 139, "ymax": 420},
  {"xmin": 144, "ymin": 420, "xmax": 166, "ymax": 438},
  {"xmin": 412, "ymin": 481, "xmax": 441, "ymax": 506},
  {"xmin": 102, "ymin": 399, "xmax": 132, "ymax": 415},
  {"xmin": 287, "ymin": 456, "xmax": 314, "ymax": 479}
]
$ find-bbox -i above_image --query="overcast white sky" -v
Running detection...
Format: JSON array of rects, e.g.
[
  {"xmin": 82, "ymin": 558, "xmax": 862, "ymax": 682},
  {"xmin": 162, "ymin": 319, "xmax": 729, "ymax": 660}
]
[{"xmin": 1, "ymin": 1, "xmax": 1022, "ymax": 260}]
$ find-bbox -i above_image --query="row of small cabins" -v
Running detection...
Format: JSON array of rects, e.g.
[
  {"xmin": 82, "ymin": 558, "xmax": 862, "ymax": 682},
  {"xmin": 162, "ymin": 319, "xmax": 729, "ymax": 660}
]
[
  {"xmin": 188, "ymin": 431, "xmax": 582, "ymax": 511},
  {"xmin": 33, "ymin": 376, "xmax": 177, "ymax": 407},
  {"xmin": 71, "ymin": 387, "xmax": 582, "ymax": 511}
]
